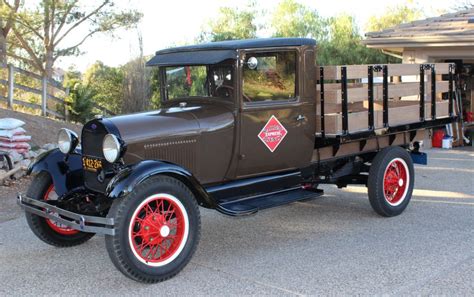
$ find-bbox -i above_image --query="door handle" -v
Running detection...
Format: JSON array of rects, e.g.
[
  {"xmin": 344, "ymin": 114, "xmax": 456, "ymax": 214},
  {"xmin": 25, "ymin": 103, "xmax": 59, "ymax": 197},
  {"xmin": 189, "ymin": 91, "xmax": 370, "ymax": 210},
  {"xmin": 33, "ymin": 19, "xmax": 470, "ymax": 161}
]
[{"xmin": 296, "ymin": 115, "xmax": 306, "ymax": 121}]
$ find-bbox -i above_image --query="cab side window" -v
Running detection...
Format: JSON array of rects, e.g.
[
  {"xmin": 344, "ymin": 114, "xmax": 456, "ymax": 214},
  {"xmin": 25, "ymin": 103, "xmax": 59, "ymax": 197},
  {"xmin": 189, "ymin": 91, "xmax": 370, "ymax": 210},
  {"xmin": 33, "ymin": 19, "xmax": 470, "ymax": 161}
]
[{"xmin": 243, "ymin": 51, "xmax": 297, "ymax": 103}]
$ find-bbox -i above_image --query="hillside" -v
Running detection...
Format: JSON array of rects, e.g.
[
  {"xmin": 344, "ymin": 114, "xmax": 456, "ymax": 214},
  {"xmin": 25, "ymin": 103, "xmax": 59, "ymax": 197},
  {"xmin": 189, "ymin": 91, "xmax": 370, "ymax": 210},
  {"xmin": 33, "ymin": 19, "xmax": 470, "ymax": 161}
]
[{"xmin": 0, "ymin": 108, "xmax": 81, "ymax": 148}]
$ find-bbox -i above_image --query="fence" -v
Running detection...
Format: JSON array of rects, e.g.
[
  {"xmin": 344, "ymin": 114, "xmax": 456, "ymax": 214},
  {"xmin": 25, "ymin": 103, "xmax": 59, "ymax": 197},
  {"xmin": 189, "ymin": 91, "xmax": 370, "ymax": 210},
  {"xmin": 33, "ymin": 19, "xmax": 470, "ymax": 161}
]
[{"xmin": 0, "ymin": 64, "xmax": 114, "ymax": 121}]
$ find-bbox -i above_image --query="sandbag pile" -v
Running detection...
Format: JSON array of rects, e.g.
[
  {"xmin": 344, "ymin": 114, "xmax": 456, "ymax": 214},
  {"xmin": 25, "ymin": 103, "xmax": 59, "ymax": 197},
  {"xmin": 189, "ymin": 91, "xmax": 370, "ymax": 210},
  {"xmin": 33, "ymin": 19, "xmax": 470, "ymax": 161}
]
[{"xmin": 0, "ymin": 118, "xmax": 31, "ymax": 163}]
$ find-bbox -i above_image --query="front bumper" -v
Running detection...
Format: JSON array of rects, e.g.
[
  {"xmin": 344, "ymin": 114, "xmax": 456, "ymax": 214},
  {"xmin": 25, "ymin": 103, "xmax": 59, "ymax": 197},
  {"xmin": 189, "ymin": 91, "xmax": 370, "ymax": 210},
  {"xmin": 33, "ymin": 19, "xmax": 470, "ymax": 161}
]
[{"xmin": 17, "ymin": 193, "xmax": 115, "ymax": 236}]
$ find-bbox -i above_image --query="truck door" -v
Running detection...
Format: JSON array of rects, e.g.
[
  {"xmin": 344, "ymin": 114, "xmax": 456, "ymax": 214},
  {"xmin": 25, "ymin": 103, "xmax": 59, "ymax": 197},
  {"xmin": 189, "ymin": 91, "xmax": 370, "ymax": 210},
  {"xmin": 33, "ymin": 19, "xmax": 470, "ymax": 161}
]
[{"xmin": 236, "ymin": 49, "xmax": 315, "ymax": 178}]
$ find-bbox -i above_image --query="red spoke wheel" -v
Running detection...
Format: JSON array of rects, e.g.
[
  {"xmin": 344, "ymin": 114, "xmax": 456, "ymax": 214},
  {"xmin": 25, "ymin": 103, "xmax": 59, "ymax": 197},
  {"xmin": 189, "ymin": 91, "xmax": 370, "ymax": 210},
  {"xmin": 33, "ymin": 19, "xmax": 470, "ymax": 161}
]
[
  {"xmin": 129, "ymin": 194, "xmax": 189, "ymax": 266},
  {"xmin": 43, "ymin": 185, "xmax": 79, "ymax": 236},
  {"xmin": 105, "ymin": 175, "xmax": 200, "ymax": 283},
  {"xmin": 25, "ymin": 173, "xmax": 94, "ymax": 247},
  {"xmin": 368, "ymin": 146, "xmax": 414, "ymax": 217},
  {"xmin": 383, "ymin": 158, "xmax": 409, "ymax": 206}
]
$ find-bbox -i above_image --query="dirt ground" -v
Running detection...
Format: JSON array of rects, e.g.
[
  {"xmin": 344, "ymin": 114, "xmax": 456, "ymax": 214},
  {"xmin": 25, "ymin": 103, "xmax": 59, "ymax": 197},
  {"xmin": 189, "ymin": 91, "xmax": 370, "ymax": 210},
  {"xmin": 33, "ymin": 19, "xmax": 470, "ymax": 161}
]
[{"xmin": 0, "ymin": 108, "xmax": 81, "ymax": 148}]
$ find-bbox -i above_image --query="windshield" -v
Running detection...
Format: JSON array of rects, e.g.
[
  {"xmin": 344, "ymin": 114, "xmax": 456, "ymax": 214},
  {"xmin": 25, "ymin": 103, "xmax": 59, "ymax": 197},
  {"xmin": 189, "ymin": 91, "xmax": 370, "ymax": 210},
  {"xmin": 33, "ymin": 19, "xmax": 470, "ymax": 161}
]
[{"xmin": 163, "ymin": 62, "xmax": 234, "ymax": 101}]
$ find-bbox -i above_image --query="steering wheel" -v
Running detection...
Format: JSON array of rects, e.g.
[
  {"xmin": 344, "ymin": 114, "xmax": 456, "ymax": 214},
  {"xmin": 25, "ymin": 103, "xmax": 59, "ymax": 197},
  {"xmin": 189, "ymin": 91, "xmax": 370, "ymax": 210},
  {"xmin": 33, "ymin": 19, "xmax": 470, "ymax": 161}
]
[
  {"xmin": 215, "ymin": 85, "xmax": 234, "ymax": 98},
  {"xmin": 214, "ymin": 85, "xmax": 252, "ymax": 102}
]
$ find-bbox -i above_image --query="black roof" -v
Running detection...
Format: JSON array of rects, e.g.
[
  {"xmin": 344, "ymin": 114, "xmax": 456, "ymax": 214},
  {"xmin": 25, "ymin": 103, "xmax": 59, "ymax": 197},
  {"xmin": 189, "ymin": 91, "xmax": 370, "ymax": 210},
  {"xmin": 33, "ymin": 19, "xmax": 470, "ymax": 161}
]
[
  {"xmin": 146, "ymin": 38, "xmax": 316, "ymax": 67},
  {"xmin": 155, "ymin": 38, "xmax": 316, "ymax": 55}
]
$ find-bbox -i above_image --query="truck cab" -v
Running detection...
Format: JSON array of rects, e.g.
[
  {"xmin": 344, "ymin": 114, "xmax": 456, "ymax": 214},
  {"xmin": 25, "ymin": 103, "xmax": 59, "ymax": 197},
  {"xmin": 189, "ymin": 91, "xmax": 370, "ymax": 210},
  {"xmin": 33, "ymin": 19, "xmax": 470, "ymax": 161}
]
[{"xmin": 144, "ymin": 38, "xmax": 317, "ymax": 181}]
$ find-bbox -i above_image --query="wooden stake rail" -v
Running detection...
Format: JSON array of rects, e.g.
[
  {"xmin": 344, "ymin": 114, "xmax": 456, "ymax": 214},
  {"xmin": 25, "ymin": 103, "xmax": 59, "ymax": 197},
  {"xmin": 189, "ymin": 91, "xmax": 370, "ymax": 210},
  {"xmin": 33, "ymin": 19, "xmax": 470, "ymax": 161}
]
[
  {"xmin": 322, "ymin": 63, "xmax": 451, "ymax": 80},
  {"xmin": 317, "ymin": 63, "xmax": 456, "ymax": 136}
]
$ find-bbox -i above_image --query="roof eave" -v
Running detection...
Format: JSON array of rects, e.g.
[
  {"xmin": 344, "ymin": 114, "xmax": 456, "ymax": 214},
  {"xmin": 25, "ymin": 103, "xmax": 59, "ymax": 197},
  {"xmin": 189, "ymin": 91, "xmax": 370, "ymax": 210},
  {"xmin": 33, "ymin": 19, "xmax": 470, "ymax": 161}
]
[{"xmin": 363, "ymin": 36, "xmax": 474, "ymax": 48}]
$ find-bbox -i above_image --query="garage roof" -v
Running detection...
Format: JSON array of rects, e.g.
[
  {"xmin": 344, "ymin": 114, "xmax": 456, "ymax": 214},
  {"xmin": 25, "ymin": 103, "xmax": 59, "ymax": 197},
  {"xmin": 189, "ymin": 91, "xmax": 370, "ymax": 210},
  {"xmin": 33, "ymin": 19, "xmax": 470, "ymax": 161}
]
[{"xmin": 364, "ymin": 8, "xmax": 474, "ymax": 47}]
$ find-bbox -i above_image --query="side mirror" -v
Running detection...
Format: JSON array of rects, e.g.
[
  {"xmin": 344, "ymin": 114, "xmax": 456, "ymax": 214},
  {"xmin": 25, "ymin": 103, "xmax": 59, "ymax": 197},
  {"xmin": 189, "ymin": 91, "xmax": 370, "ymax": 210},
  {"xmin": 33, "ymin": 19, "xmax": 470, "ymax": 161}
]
[{"xmin": 247, "ymin": 57, "xmax": 258, "ymax": 70}]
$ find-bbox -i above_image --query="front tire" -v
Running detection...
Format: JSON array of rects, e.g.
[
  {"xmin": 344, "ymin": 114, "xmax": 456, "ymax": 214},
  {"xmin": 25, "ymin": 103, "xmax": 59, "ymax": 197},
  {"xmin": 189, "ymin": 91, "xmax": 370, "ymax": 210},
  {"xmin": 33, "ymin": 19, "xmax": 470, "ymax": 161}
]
[
  {"xmin": 368, "ymin": 146, "xmax": 414, "ymax": 217},
  {"xmin": 105, "ymin": 175, "xmax": 201, "ymax": 283},
  {"xmin": 25, "ymin": 173, "xmax": 95, "ymax": 247}
]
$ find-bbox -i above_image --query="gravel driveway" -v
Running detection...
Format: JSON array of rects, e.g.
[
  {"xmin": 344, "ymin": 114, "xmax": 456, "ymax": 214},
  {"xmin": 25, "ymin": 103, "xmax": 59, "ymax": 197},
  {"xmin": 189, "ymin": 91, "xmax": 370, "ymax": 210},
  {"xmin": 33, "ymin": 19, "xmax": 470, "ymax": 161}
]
[{"xmin": 0, "ymin": 148, "xmax": 473, "ymax": 295}]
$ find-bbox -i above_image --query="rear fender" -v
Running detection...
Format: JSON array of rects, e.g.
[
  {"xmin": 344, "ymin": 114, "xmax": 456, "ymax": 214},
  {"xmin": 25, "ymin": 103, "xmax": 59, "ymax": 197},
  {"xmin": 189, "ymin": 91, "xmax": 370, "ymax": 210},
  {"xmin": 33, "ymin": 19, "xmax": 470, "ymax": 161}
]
[
  {"xmin": 27, "ymin": 148, "xmax": 84, "ymax": 197},
  {"xmin": 106, "ymin": 160, "xmax": 215, "ymax": 208}
]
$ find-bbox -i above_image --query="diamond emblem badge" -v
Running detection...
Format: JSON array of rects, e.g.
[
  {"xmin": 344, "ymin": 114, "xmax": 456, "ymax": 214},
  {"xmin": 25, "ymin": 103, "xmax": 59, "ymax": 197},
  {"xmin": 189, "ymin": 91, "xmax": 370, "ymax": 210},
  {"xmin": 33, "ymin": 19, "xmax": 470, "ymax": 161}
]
[{"xmin": 258, "ymin": 115, "xmax": 288, "ymax": 152}]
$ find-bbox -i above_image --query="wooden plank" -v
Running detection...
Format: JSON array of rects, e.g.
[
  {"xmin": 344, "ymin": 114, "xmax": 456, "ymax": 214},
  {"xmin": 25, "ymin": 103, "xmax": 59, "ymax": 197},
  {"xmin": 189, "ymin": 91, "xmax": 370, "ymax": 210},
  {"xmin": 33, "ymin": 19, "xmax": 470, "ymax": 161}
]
[
  {"xmin": 318, "ymin": 110, "xmax": 383, "ymax": 134},
  {"xmin": 0, "ymin": 166, "xmax": 24, "ymax": 182},
  {"xmin": 14, "ymin": 82, "xmax": 42, "ymax": 95},
  {"xmin": 388, "ymin": 101, "xmax": 449, "ymax": 126},
  {"xmin": 48, "ymin": 94, "xmax": 65, "ymax": 104},
  {"xmin": 322, "ymin": 80, "xmax": 450, "ymax": 104},
  {"xmin": 316, "ymin": 101, "xmax": 449, "ymax": 135},
  {"xmin": 12, "ymin": 99, "xmax": 41, "ymax": 110},
  {"xmin": 13, "ymin": 65, "xmax": 42, "ymax": 80},
  {"xmin": 46, "ymin": 108, "xmax": 65, "ymax": 119},
  {"xmin": 322, "ymin": 63, "xmax": 452, "ymax": 80}
]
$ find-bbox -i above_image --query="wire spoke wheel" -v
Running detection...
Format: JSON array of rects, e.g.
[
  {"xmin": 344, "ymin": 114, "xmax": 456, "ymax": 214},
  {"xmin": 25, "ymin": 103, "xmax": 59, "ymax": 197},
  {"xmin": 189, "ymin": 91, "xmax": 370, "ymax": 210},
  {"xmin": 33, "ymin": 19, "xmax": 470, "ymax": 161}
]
[
  {"xmin": 43, "ymin": 185, "xmax": 79, "ymax": 235},
  {"xmin": 383, "ymin": 158, "xmax": 409, "ymax": 206},
  {"xmin": 105, "ymin": 176, "xmax": 200, "ymax": 283},
  {"xmin": 25, "ymin": 172, "xmax": 94, "ymax": 247},
  {"xmin": 368, "ymin": 147, "xmax": 414, "ymax": 217},
  {"xmin": 128, "ymin": 194, "xmax": 189, "ymax": 267}
]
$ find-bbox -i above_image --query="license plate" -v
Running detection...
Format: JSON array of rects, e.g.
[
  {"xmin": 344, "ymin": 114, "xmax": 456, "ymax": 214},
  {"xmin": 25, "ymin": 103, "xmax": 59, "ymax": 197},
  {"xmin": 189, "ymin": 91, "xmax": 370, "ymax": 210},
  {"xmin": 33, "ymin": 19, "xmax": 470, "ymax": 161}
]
[{"xmin": 82, "ymin": 156, "xmax": 103, "ymax": 172}]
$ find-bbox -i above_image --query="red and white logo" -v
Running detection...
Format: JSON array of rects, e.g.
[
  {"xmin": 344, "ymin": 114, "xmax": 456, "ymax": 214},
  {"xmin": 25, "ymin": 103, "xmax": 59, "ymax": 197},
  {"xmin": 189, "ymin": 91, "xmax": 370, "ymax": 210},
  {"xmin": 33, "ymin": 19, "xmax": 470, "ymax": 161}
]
[{"xmin": 258, "ymin": 115, "xmax": 288, "ymax": 152}]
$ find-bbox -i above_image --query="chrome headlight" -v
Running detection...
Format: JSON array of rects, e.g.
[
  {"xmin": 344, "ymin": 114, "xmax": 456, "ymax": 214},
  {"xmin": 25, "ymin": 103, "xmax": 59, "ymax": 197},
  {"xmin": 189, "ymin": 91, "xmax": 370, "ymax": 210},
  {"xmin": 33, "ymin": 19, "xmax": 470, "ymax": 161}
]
[
  {"xmin": 57, "ymin": 128, "xmax": 79, "ymax": 154},
  {"xmin": 103, "ymin": 134, "xmax": 121, "ymax": 163}
]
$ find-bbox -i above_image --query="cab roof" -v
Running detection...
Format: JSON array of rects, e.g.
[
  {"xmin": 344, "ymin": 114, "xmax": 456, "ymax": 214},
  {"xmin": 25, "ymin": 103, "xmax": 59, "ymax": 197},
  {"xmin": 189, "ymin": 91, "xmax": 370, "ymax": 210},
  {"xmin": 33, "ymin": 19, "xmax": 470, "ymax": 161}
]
[{"xmin": 146, "ymin": 38, "xmax": 316, "ymax": 67}]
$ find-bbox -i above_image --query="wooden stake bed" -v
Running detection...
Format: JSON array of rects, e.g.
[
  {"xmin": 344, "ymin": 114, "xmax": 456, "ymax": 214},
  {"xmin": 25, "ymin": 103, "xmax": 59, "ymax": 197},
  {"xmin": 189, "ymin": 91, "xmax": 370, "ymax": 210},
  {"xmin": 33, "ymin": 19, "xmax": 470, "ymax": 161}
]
[{"xmin": 317, "ymin": 63, "xmax": 455, "ymax": 136}]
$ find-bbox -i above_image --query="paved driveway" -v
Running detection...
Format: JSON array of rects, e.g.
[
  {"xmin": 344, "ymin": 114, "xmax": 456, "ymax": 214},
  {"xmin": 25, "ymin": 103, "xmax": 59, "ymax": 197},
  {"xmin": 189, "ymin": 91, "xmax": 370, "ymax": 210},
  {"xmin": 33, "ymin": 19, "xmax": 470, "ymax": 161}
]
[{"xmin": 1, "ymin": 148, "xmax": 473, "ymax": 295}]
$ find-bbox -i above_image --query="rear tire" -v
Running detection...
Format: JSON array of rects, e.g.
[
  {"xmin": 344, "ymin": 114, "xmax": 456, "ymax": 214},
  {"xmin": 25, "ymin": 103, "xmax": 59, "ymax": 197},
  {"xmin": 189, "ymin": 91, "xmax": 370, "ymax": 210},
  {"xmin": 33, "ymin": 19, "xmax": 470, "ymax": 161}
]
[
  {"xmin": 368, "ymin": 146, "xmax": 414, "ymax": 217},
  {"xmin": 25, "ymin": 173, "xmax": 94, "ymax": 247},
  {"xmin": 105, "ymin": 175, "xmax": 201, "ymax": 283}
]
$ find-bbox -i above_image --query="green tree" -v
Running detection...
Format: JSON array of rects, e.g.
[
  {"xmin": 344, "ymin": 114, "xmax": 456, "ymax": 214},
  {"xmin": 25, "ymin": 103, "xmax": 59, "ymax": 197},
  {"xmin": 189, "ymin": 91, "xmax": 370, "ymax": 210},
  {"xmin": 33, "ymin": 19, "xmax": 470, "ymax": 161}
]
[
  {"xmin": 366, "ymin": 1, "xmax": 422, "ymax": 33},
  {"xmin": 199, "ymin": 2, "xmax": 258, "ymax": 42},
  {"xmin": 271, "ymin": 0, "xmax": 326, "ymax": 40},
  {"xmin": 10, "ymin": 0, "xmax": 142, "ymax": 79},
  {"xmin": 68, "ymin": 82, "xmax": 96, "ymax": 123},
  {"xmin": 318, "ymin": 14, "xmax": 397, "ymax": 65},
  {"xmin": 83, "ymin": 61, "xmax": 124, "ymax": 114},
  {"xmin": 62, "ymin": 67, "xmax": 93, "ymax": 123}
]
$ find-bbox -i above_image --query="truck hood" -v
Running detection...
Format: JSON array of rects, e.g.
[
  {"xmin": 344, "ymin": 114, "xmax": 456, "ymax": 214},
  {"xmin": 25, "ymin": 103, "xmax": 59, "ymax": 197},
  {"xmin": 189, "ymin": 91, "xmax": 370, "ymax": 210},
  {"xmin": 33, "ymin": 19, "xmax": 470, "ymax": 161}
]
[{"xmin": 107, "ymin": 103, "xmax": 234, "ymax": 144}]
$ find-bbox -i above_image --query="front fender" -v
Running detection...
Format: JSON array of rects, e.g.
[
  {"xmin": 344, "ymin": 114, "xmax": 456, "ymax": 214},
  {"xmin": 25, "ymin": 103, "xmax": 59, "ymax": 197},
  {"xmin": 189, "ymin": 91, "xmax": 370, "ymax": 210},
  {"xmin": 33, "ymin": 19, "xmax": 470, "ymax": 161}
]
[
  {"xmin": 27, "ymin": 148, "xmax": 84, "ymax": 197},
  {"xmin": 106, "ymin": 160, "xmax": 216, "ymax": 208}
]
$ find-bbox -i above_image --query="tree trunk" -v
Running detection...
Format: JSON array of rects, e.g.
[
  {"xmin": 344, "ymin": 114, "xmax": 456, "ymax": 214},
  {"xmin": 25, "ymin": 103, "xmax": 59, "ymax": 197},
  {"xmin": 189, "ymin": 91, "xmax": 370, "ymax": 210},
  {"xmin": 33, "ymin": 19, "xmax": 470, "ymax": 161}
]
[
  {"xmin": 44, "ymin": 47, "xmax": 54, "ymax": 80},
  {"xmin": 0, "ymin": 33, "xmax": 7, "ymax": 66}
]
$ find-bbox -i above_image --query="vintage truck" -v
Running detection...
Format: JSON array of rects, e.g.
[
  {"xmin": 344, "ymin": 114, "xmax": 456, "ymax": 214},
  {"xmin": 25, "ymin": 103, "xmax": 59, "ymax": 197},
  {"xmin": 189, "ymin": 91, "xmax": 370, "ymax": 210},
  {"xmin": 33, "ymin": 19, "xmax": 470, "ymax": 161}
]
[{"xmin": 18, "ymin": 38, "xmax": 459, "ymax": 283}]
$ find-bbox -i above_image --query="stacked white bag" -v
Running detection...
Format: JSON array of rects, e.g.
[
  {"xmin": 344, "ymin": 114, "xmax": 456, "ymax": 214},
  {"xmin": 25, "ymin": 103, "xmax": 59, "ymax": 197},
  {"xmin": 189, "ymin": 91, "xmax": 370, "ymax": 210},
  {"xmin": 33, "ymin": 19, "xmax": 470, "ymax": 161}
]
[{"xmin": 0, "ymin": 118, "xmax": 32, "ymax": 162}]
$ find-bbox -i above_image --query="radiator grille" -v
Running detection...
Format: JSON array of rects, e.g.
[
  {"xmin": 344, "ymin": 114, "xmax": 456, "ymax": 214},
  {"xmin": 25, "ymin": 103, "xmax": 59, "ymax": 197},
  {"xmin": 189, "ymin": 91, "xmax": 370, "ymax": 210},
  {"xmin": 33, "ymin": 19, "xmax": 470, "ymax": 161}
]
[{"xmin": 81, "ymin": 121, "xmax": 111, "ymax": 193}]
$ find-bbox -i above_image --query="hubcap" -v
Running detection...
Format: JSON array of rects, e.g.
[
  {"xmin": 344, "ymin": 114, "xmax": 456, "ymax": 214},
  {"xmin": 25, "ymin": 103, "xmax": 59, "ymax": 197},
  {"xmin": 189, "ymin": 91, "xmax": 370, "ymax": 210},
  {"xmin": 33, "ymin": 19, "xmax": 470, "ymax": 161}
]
[
  {"xmin": 128, "ymin": 194, "xmax": 189, "ymax": 267},
  {"xmin": 383, "ymin": 158, "xmax": 409, "ymax": 206}
]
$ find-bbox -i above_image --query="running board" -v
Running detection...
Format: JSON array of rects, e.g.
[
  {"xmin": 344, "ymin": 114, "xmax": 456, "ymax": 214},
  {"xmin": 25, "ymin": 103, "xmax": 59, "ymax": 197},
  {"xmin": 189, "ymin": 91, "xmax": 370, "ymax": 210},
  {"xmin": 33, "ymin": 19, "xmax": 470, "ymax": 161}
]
[{"xmin": 216, "ymin": 187, "xmax": 323, "ymax": 216}]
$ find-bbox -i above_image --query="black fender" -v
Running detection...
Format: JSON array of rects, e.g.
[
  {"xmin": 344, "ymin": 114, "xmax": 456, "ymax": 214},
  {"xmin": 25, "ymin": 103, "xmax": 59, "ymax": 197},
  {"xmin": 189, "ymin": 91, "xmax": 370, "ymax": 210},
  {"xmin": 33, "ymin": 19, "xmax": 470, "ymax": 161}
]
[
  {"xmin": 27, "ymin": 148, "xmax": 84, "ymax": 197},
  {"xmin": 105, "ymin": 160, "xmax": 216, "ymax": 208}
]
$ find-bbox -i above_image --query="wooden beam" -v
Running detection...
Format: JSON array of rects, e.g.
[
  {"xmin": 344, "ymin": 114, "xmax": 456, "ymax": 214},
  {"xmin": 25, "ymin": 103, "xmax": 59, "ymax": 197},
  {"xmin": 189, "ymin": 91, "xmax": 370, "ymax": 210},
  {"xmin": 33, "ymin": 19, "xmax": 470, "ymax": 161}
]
[{"xmin": 322, "ymin": 63, "xmax": 452, "ymax": 80}]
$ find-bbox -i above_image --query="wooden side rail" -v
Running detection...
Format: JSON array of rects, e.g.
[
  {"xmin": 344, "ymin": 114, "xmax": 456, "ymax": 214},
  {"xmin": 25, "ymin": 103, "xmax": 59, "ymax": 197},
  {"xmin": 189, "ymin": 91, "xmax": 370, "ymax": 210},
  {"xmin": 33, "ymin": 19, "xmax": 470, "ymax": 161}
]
[{"xmin": 317, "ymin": 63, "xmax": 456, "ymax": 136}]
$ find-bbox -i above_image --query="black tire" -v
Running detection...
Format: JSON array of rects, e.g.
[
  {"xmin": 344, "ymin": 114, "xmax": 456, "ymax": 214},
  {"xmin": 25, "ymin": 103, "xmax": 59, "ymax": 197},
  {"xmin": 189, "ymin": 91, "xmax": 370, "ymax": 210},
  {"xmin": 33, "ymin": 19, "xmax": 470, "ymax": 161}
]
[
  {"xmin": 25, "ymin": 173, "xmax": 94, "ymax": 247},
  {"xmin": 105, "ymin": 175, "xmax": 201, "ymax": 283},
  {"xmin": 368, "ymin": 146, "xmax": 414, "ymax": 217}
]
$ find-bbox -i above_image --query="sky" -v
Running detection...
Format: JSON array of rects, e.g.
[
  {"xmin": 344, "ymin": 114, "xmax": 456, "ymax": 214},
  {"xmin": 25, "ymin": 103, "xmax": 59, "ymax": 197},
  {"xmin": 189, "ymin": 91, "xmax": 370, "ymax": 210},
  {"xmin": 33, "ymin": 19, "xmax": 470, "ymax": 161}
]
[{"xmin": 56, "ymin": 0, "xmax": 463, "ymax": 72}]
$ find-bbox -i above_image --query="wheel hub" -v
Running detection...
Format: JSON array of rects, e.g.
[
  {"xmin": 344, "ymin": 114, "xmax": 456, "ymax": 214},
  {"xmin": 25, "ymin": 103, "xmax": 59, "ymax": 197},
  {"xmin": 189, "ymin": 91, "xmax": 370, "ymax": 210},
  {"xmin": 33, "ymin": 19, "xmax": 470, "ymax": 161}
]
[{"xmin": 160, "ymin": 225, "xmax": 170, "ymax": 237}]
